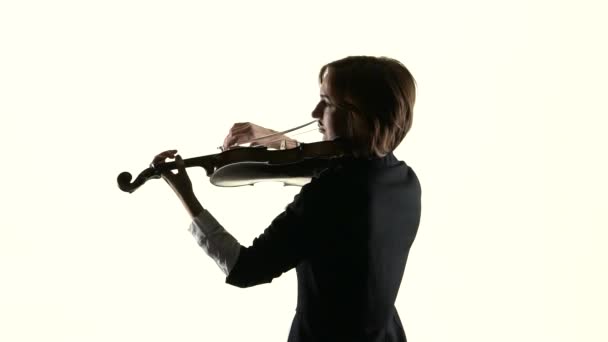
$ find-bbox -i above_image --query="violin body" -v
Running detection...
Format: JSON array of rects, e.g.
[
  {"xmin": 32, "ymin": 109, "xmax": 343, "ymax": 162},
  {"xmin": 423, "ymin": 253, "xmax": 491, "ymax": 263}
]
[
  {"xmin": 210, "ymin": 157, "xmax": 341, "ymax": 187},
  {"xmin": 117, "ymin": 140, "xmax": 351, "ymax": 193}
]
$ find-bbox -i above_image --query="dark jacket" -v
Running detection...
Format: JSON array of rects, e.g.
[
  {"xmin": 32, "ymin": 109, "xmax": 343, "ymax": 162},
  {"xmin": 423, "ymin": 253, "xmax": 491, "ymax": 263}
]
[{"xmin": 226, "ymin": 152, "xmax": 422, "ymax": 342}]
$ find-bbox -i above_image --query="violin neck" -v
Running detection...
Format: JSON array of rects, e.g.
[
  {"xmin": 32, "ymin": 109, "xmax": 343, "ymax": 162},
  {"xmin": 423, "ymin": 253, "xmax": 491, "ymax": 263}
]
[{"xmin": 154, "ymin": 154, "xmax": 218, "ymax": 176}]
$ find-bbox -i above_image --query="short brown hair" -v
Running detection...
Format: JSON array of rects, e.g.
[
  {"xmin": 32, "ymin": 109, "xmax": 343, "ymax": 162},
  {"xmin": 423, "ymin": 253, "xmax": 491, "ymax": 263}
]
[{"xmin": 319, "ymin": 56, "xmax": 416, "ymax": 157}]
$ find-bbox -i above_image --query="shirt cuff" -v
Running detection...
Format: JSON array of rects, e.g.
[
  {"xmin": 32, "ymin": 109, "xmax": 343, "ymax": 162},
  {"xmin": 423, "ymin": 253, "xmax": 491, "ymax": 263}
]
[{"xmin": 188, "ymin": 209, "xmax": 241, "ymax": 276}]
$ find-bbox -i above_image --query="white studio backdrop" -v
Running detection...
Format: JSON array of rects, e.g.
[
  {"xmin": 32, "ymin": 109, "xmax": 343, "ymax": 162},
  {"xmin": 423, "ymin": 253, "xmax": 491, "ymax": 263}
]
[{"xmin": 1, "ymin": 1, "xmax": 606, "ymax": 341}]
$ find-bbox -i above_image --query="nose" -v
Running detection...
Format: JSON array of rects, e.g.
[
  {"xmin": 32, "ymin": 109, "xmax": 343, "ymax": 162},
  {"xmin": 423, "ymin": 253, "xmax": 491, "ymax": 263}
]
[{"xmin": 311, "ymin": 101, "xmax": 323, "ymax": 119}]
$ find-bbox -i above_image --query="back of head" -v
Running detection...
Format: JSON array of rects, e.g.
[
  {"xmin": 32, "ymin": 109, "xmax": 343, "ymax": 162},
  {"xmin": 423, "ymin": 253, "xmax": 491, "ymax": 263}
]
[{"xmin": 319, "ymin": 56, "xmax": 416, "ymax": 158}]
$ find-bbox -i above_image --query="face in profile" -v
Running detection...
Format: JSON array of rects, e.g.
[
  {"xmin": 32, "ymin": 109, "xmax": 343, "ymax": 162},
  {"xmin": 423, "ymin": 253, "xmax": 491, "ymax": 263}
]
[{"xmin": 311, "ymin": 69, "xmax": 347, "ymax": 142}]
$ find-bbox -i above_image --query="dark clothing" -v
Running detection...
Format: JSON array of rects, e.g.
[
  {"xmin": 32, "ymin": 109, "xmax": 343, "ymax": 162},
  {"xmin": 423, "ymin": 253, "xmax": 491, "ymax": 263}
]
[{"xmin": 226, "ymin": 152, "xmax": 422, "ymax": 342}]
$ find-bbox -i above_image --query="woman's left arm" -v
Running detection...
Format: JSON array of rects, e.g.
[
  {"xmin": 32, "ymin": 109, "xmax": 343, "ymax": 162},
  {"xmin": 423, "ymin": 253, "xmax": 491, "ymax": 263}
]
[
  {"xmin": 152, "ymin": 150, "xmax": 241, "ymax": 276},
  {"xmin": 151, "ymin": 150, "xmax": 203, "ymax": 218}
]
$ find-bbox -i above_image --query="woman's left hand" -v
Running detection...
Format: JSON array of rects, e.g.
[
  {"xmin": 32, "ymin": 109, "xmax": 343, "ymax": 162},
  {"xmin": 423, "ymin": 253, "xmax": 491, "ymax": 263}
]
[{"xmin": 151, "ymin": 150, "xmax": 194, "ymax": 200}]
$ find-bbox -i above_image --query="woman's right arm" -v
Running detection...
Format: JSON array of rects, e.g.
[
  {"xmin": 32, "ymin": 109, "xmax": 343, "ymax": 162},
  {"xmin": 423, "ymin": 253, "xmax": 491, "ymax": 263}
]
[{"xmin": 222, "ymin": 122, "xmax": 298, "ymax": 150}]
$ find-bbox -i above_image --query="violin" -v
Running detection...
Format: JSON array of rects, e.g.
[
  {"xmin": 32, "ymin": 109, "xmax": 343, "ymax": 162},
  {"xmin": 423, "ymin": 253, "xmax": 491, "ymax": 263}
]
[{"xmin": 116, "ymin": 122, "xmax": 352, "ymax": 193}]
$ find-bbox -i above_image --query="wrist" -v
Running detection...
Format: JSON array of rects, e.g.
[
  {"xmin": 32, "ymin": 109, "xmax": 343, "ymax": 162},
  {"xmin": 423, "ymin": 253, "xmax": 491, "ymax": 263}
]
[{"xmin": 179, "ymin": 192, "xmax": 204, "ymax": 218}]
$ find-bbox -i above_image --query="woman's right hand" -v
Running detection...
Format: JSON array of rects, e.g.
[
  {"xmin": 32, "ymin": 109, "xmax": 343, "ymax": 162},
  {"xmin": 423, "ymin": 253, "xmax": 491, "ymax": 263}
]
[{"xmin": 222, "ymin": 122, "xmax": 281, "ymax": 150}]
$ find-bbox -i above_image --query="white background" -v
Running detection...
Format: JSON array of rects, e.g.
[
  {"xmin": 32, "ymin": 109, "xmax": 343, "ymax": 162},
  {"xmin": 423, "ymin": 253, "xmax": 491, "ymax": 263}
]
[{"xmin": 1, "ymin": 1, "xmax": 606, "ymax": 341}]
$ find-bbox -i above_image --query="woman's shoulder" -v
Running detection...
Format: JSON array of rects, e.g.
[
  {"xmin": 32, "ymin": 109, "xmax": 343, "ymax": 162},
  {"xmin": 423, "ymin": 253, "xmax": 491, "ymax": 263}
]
[{"xmin": 310, "ymin": 152, "xmax": 419, "ymax": 196}]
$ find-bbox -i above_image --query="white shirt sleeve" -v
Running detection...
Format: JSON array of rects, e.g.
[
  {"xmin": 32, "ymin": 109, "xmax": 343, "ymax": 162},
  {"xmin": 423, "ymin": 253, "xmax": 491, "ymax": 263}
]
[{"xmin": 188, "ymin": 209, "xmax": 241, "ymax": 276}]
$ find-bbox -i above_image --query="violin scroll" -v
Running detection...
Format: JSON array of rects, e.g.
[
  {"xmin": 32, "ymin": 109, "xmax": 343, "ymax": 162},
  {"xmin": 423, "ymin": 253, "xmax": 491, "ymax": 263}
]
[{"xmin": 117, "ymin": 168, "xmax": 162, "ymax": 193}]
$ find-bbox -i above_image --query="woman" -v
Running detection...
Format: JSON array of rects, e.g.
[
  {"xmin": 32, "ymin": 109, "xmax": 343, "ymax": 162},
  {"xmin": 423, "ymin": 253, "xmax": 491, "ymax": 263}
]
[{"xmin": 152, "ymin": 56, "xmax": 421, "ymax": 341}]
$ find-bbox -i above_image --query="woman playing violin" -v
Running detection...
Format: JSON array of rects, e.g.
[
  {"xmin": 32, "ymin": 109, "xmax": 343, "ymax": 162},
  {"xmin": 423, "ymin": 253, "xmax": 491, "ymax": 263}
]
[{"xmin": 151, "ymin": 56, "xmax": 421, "ymax": 342}]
